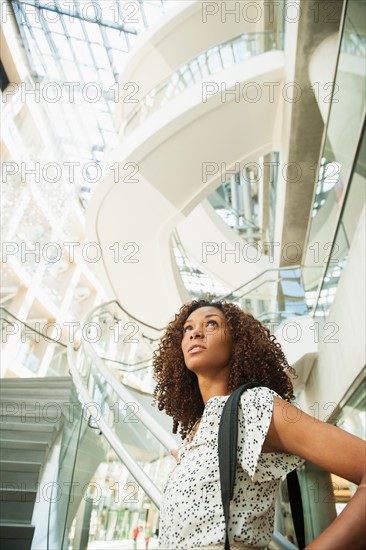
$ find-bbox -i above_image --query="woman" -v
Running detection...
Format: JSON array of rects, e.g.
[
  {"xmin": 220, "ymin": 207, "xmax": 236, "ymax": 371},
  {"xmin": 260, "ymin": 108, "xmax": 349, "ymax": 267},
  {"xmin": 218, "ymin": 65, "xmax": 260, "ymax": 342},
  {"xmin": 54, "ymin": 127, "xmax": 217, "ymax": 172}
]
[{"xmin": 153, "ymin": 300, "xmax": 365, "ymax": 549}]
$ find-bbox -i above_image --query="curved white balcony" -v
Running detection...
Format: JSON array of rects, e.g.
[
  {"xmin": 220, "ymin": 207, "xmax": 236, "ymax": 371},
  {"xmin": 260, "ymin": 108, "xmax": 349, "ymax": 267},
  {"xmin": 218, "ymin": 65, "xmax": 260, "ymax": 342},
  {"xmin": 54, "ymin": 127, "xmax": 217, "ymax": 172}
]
[
  {"xmin": 117, "ymin": 0, "xmax": 282, "ymax": 125},
  {"xmin": 87, "ymin": 46, "xmax": 284, "ymax": 327}
]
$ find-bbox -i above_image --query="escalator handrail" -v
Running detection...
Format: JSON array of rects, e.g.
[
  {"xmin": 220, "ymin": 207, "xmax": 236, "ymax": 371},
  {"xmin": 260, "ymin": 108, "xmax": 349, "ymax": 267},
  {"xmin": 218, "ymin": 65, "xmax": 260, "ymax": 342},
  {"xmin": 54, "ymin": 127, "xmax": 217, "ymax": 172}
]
[
  {"xmin": 80, "ymin": 336, "xmax": 178, "ymax": 451},
  {"xmin": 67, "ymin": 345, "xmax": 163, "ymax": 509}
]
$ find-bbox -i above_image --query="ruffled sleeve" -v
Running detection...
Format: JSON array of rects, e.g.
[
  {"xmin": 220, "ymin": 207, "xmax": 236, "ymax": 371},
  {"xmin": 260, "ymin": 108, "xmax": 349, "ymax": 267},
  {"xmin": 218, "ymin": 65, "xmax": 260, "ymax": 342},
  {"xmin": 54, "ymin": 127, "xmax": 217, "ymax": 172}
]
[{"xmin": 238, "ymin": 387, "xmax": 304, "ymax": 482}]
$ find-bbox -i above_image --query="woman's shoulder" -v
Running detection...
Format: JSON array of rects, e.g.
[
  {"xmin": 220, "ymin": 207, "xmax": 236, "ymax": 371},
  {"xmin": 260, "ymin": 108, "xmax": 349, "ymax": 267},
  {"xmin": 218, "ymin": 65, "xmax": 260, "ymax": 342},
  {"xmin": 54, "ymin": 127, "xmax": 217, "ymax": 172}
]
[
  {"xmin": 239, "ymin": 385, "xmax": 280, "ymax": 407},
  {"xmin": 238, "ymin": 385, "xmax": 277, "ymax": 423}
]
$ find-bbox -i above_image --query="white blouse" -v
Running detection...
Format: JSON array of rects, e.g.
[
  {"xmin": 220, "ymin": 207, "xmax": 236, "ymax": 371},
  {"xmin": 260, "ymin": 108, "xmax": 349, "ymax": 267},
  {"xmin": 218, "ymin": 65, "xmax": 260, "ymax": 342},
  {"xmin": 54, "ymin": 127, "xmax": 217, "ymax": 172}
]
[{"xmin": 159, "ymin": 387, "xmax": 304, "ymax": 550}]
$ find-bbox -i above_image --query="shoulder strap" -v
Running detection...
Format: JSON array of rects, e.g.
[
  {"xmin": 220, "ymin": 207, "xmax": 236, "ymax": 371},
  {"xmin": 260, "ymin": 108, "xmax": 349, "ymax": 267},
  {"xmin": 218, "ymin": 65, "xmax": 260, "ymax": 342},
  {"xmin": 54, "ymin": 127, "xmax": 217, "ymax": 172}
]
[
  {"xmin": 218, "ymin": 383, "xmax": 260, "ymax": 550},
  {"xmin": 287, "ymin": 469, "xmax": 305, "ymax": 549},
  {"xmin": 217, "ymin": 383, "xmax": 305, "ymax": 550}
]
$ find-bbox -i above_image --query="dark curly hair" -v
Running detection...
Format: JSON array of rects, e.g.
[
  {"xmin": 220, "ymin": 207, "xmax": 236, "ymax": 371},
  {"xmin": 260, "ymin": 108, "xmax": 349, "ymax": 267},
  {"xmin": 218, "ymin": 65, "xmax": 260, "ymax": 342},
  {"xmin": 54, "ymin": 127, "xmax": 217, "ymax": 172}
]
[{"xmin": 153, "ymin": 299, "xmax": 296, "ymax": 439}]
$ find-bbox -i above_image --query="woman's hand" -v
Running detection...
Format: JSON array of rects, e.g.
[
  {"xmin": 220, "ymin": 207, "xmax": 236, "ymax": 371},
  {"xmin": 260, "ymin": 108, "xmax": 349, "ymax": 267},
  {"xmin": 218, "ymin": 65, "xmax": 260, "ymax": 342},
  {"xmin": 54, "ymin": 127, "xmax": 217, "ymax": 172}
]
[{"xmin": 169, "ymin": 448, "xmax": 180, "ymax": 463}]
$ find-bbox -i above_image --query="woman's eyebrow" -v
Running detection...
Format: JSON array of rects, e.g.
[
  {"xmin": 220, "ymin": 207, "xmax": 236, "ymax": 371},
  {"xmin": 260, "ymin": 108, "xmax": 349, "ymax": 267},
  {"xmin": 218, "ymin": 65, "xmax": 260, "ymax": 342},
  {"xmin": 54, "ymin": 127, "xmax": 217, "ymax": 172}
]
[{"xmin": 184, "ymin": 313, "xmax": 221, "ymax": 324}]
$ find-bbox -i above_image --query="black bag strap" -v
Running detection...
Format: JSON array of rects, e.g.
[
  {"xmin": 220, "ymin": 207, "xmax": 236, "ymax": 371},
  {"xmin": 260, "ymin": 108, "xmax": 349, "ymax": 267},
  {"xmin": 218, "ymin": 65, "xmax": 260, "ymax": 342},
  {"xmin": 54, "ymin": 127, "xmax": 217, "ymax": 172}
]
[
  {"xmin": 218, "ymin": 382, "xmax": 260, "ymax": 550},
  {"xmin": 218, "ymin": 383, "xmax": 305, "ymax": 550},
  {"xmin": 287, "ymin": 469, "xmax": 305, "ymax": 549}
]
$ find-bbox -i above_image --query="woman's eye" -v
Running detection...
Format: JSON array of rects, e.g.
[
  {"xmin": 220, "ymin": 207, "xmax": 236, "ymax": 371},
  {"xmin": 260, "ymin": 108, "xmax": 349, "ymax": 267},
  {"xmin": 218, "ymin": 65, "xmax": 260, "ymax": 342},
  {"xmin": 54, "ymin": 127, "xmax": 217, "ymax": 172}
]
[
  {"xmin": 206, "ymin": 320, "xmax": 218, "ymax": 330},
  {"xmin": 183, "ymin": 325, "xmax": 192, "ymax": 333}
]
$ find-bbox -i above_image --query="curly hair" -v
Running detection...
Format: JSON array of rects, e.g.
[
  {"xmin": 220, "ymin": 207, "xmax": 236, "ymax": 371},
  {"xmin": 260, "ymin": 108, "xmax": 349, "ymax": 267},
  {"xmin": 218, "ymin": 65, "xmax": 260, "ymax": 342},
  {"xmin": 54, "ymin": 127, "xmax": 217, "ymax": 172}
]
[{"xmin": 153, "ymin": 299, "xmax": 296, "ymax": 439}]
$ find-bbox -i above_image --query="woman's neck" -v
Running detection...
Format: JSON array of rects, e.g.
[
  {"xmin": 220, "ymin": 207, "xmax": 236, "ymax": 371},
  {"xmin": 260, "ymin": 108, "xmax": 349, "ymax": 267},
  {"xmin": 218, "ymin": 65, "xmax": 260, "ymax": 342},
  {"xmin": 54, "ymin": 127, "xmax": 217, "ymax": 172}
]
[{"xmin": 198, "ymin": 376, "xmax": 230, "ymax": 405}]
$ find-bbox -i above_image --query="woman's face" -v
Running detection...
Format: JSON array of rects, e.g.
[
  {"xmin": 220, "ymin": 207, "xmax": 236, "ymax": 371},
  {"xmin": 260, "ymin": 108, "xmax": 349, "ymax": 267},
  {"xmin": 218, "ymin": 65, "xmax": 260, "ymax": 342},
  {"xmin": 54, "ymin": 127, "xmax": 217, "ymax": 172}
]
[{"xmin": 181, "ymin": 306, "xmax": 233, "ymax": 374}]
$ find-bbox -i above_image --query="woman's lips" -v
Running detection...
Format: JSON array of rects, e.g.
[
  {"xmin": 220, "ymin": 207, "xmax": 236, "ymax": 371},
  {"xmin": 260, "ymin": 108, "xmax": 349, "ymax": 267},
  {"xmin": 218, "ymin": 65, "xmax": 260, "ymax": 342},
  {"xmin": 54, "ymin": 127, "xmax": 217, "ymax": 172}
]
[{"xmin": 188, "ymin": 346, "xmax": 206, "ymax": 353}]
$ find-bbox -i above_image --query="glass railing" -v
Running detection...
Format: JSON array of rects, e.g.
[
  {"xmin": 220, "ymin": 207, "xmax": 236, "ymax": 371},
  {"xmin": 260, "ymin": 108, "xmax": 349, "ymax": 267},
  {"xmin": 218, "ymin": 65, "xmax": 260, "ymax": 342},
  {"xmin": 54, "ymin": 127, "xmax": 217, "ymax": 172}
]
[
  {"xmin": 55, "ymin": 326, "xmax": 177, "ymax": 548},
  {"xmin": 74, "ymin": 346, "xmax": 169, "ymax": 481},
  {"xmin": 311, "ymin": 123, "xmax": 365, "ymax": 318},
  {"xmin": 65, "ymin": 421, "xmax": 162, "ymax": 550},
  {"xmin": 172, "ymin": 229, "xmax": 232, "ymax": 300},
  {"xmin": 123, "ymin": 29, "xmax": 283, "ymax": 135},
  {"xmin": 303, "ymin": 0, "xmax": 366, "ymax": 317},
  {"xmin": 222, "ymin": 266, "xmax": 308, "ymax": 326},
  {"xmin": 342, "ymin": 15, "xmax": 366, "ymax": 56},
  {"xmin": 68, "ymin": 327, "xmax": 177, "ymax": 481},
  {"xmin": 171, "ymin": 231, "xmax": 308, "ymax": 326},
  {"xmin": 0, "ymin": 307, "xmax": 69, "ymax": 377},
  {"xmin": 46, "ymin": 391, "xmax": 85, "ymax": 550},
  {"xmin": 207, "ymin": 152, "xmax": 280, "ymax": 241},
  {"xmin": 84, "ymin": 300, "xmax": 164, "ymax": 392},
  {"xmin": 44, "ymin": 367, "xmax": 165, "ymax": 549}
]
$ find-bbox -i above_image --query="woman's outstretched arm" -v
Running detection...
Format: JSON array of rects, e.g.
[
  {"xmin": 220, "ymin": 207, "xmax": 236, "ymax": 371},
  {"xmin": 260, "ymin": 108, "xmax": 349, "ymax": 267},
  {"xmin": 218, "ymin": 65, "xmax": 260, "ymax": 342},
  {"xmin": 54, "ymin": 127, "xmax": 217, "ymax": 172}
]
[{"xmin": 265, "ymin": 397, "xmax": 366, "ymax": 550}]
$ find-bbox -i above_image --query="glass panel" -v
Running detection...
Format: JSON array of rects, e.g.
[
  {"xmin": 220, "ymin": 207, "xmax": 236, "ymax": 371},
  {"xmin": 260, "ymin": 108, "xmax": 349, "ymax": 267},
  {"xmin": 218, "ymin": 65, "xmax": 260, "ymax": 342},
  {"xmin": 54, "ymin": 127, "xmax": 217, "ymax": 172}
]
[
  {"xmin": 84, "ymin": 302, "xmax": 161, "ymax": 392},
  {"xmin": 313, "ymin": 123, "xmax": 365, "ymax": 318},
  {"xmin": 106, "ymin": 28, "xmax": 128, "ymax": 50},
  {"xmin": 46, "ymin": 396, "xmax": 84, "ymax": 549},
  {"xmin": 66, "ymin": 19, "xmax": 85, "ymax": 39},
  {"xmin": 83, "ymin": 20, "xmax": 104, "ymax": 43},
  {"xmin": 11, "ymin": 0, "xmax": 171, "ymax": 204},
  {"xmin": 65, "ymin": 414, "xmax": 163, "ymax": 549},
  {"xmin": 90, "ymin": 43, "xmax": 111, "ymax": 68},
  {"xmin": 224, "ymin": 267, "xmax": 308, "ymax": 326},
  {"xmin": 303, "ymin": 0, "xmax": 366, "ymax": 316},
  {"xmin": 52, "ymin": 34, "xmax": 74, "ymax": 59}
]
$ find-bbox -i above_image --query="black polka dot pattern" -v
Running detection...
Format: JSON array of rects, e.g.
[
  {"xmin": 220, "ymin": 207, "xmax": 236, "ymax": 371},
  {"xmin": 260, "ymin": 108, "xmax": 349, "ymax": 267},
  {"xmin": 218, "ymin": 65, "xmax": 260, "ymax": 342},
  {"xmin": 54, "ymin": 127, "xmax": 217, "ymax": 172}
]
[{"xmin": 159, "ymin": 387, "xmax": 303, "ymax": 549}]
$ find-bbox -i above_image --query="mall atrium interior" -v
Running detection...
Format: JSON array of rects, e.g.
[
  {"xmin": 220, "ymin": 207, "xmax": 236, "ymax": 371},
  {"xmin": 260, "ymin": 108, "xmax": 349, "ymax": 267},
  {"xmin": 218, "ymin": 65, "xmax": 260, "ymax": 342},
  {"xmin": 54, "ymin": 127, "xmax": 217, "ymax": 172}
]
[{"xmin": 0, "ymin": 0, "xmax": 365, "ymax": 549}]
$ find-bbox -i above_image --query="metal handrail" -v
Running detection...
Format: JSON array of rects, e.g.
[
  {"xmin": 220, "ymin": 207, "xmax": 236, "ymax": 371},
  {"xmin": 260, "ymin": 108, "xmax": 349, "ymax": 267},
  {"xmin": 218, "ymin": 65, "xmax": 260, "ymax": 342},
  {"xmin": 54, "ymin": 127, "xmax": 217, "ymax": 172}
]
[
  {"xmin": 81, "ymin": 337, "xmax": 177, "ymax": 451},
  {"xmin": 222, "ymin": 266, "xmax": 304, "ymax": 301}
]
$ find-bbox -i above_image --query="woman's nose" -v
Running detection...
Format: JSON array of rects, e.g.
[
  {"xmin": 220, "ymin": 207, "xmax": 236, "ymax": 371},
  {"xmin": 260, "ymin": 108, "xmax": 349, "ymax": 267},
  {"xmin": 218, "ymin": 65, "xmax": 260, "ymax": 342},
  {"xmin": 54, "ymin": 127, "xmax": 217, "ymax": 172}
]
[{"xmin": 190, "ymin": 325, "xmax": 204, "ymax": 338}]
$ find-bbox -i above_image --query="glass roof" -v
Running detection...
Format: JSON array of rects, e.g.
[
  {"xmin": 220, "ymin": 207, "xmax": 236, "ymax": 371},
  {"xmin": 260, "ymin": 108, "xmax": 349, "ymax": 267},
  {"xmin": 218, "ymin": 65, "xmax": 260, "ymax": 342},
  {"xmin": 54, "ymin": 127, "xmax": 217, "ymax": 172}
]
[{"xmin": 10, "ymin": 0, "xmax": 176, "ymax": 205}]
